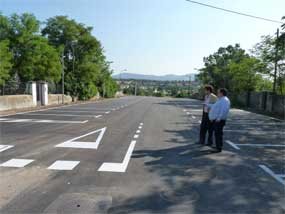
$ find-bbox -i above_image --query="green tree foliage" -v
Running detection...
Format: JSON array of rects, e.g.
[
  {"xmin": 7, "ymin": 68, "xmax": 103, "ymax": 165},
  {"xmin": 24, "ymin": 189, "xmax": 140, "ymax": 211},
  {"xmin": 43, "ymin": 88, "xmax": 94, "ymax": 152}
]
[
  {"xmin": 42, "ymin": 16, "xmax": 117, "ymax": 99},
  {"xmin": 252, "ymin": 33, "xmax": 285, "ymax": 95},
  {"xmin": 198, "ymin": 44, "xmax": 270, "ymax": 93},
  {"xmin": 0, "ymin": 13, "xmax": 61, "ymax": 83},
  {"xmin": 0, "ymin": 40, "xmax": 12, "ymax": 85}
]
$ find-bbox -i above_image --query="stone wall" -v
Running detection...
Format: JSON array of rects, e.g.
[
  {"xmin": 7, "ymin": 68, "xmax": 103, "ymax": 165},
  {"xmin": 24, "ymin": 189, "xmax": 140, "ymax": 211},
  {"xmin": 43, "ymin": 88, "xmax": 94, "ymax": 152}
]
[{"xmin": 0, "ymin": 95, "xmax": 35, "ymax": 111}]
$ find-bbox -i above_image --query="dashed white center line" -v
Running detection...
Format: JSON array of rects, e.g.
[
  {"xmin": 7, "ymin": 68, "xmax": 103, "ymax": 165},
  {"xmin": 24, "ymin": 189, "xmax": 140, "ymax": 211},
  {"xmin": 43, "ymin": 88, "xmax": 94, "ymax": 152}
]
[
  {"xmin": 136, "ymin": 130, "xmax": 141, "ymax": 133},
  {"xmin": 140, "ymin": 123, "xmax": 144, "ymax": 126},
  {"xmin": 134, "ymin": 134, "xmax": 139, "ymax": 139},
  {"xmin": 95, "ymin": 115, "xmax": 102, "ymax": 118},
  {"xmin": 191, "ymin": 115, "xmax": 196, "ymax": 119},
  {"xmin": 105, "ymin": 111, "xmax": 110, "ymax": 114},
  {"xmin": 138, "ymin": 126, "xmax": 142, "ymax": 129}
]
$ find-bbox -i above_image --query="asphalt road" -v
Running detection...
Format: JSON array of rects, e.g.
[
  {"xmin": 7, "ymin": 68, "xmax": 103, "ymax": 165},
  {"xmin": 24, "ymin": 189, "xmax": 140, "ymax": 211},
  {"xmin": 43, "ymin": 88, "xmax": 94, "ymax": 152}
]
[{"xmin": 0, "ymin": 96, "xmax": 284, "ymax": 214}]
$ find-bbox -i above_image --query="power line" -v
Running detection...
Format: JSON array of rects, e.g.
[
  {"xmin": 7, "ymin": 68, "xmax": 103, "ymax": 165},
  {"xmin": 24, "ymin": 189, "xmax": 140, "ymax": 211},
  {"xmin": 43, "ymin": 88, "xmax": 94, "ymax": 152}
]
[{"xmin": 185, "ymin": 0, "xmax": 283, "ymax": 24}]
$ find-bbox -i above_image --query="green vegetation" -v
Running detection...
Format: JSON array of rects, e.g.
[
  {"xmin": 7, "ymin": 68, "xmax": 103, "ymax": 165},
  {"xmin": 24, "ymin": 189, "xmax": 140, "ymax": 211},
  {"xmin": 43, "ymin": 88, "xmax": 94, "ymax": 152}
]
[
  {"xmin": 0, "ymin": 13, "xmax": 117, "ymax": 99},
  {"xmin": 198, "ymin": 18, "xmax": 285, "ymax": 96}
]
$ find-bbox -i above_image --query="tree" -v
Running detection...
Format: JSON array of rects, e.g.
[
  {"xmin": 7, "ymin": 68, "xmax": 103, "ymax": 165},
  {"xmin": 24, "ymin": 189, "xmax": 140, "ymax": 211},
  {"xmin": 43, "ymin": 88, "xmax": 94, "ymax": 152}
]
[
  {"xmin": 252, "ymin": 33, "xmax": 285, "ymax": 95},
  {"xmin": 0, "ymin": 13, "xmax": 61, "ymax": 83},
  {"xmin": 0, "ymin": 40, "xmax": 12, "ymax": 85},
  {"xmin": 42, "ymin": 16, "xmax": 116, "ymax": 99}
]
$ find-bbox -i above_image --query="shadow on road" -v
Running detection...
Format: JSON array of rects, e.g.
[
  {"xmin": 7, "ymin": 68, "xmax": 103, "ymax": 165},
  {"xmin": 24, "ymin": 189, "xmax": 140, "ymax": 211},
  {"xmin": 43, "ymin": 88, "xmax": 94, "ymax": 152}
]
[{"xmin": 108, "ymin": 99, "xmax": 284, "ymax": 214}]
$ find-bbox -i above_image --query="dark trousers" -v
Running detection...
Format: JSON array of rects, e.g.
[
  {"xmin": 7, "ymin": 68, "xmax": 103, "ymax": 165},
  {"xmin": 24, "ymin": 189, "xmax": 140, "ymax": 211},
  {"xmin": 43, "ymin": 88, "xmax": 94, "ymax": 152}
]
[
  {"xmin": 199, "ymin": 111, "xmax": 214, "ymax": 144},
  {"xmin": 214, "ymin": 120, "xmax": 226, "ymax": 149}
]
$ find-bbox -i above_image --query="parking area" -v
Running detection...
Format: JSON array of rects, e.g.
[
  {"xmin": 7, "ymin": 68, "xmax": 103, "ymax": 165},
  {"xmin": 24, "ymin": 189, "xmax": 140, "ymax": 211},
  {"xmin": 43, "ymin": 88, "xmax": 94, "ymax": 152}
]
[{"xmin": 181, "ymin": 101, "xmax": 285, "ymax": 188}]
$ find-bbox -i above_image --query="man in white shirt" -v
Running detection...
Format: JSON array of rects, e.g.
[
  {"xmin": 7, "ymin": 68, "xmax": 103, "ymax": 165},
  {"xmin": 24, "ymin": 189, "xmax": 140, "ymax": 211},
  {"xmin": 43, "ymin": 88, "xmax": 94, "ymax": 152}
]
[
  {"xmin": 199, "ymin": 85, "xmax": 217, "ymax": 145},
  {"xmin": 208, "ymin": 88, "xmax": 231, "ymax": 152}
]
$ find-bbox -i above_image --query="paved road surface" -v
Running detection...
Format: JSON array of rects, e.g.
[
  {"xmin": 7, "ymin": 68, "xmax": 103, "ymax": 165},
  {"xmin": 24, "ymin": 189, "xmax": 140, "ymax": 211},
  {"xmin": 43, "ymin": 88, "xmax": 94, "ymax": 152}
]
[{"xmin": 0, "ymin": 96, "xmax": 284, "ymax": 213}]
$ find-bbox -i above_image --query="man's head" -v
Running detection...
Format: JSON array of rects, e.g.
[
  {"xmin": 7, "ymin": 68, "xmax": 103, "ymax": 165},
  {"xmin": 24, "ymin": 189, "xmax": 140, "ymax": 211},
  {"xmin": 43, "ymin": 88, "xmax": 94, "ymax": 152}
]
[
  {"xmin": 204, "ymin": 85, "xmax": 214, "ymax": 95},
  {"xmin": 218, "ymin": 88, "xmax": 227, "ymax": 98}
]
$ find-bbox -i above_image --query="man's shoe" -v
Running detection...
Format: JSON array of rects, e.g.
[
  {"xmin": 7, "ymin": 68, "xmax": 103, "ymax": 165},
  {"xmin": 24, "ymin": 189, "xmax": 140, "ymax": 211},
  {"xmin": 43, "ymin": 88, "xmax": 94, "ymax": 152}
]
[
  {"xmin": 215, "ymin": 148, "xmax": 222, "ymax": 153},
  {"xmin": 205, "ymin": 143, "xmax": 213, "ymax": 147}
]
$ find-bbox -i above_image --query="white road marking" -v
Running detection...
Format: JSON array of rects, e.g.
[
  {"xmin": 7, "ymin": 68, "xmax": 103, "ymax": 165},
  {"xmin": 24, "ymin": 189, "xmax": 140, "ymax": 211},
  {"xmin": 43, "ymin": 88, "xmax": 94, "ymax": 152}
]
[
  {"xmin": 183, "ymin": 109, "xmax": 186, "ymax": 112},
  {"xmin": 47, "ymin": 160, "xmax": 80, "ymax": 170},
  {"xmin": 98, "ymin": 140, "xmax": 136, "ymax": 172},
  {"xmin": 134, "ymin": 134, "xmax": 139, "ymax": 139},
  {"xmin": 105, "ymin": 111, "xmax": 110, "ymax": 114},
  {"xmin": 0, "ymin": 118, "xmax": 88, "ymax": 124},
  {"xmin": 136, "ymin": 130, "xmax": 141, "ymax": 133},
  {"xmin": 0, "ymin": 145, "xmax": 14, "ymax": 153},
  {"xmin": 0, "ymin": 159, "xmax": 34, "ymax": 168},
  {"xmin": 138, "ymin": 126, "xmax": 142, "ymax": 129},
  {"xmin": 0, "ymin": 118, "xmax": 9, "ymax": 121},
  {"xmin": 225, "ymin": 140, "xmax": 241, "ymax": 150},
  {"xmin": 191, "ymin": 115, "xmax": 196, "ymax": 119},
  {"xmin": 55, "ymin": 127, "xmax": 107, "ymax": 149},
  {"xmin": 24, "ymin": 113, "xmax": 94, "ymax": 117},
  {"xmin": 140, "ymin": 123, "xmax": 144, "ymax": 126},
  {"xmin": 198, "ymin": 120, "xmax": 201, "ymax": 124},
  {"xmin": 95, "ymin": 115, "xmax": 102, "ymax": 118},
  {"xmin": 235, "ymin": 143, "xmax": 285, "ymax": 148},
  {"xmin": 186, "ymin": 112, "xmax": 190, "ymax": 115},
  {"xmin": 259, "ymin": 165, "xmax": 285, "ymax": 186}
]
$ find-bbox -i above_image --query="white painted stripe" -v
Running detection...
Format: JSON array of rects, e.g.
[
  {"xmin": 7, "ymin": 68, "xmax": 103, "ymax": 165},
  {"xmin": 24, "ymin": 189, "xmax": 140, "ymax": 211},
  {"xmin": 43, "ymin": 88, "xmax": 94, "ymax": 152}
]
[
  {"xmin": 226, "ymin": 140, "xmax": 241, "ymax": 150},
  {"xmin": 0, "ymin": 119, "xmax": 88, "ymax": 124},
  {"xmin": 105, "ymin": 111, "xmax": 110, "ymax": 114},
  {"xmin": 48, "ymin": 160, "xmax": 80, "ymax": 170},
  {"xmin": 259, "ymin": 165, "xmax": 285, "ymax": 186},
  {"xmin": 134, "ymin": 134, "xmax": 139, "ymax": 139},
  {"xmin": 186, "ymin": 112, "xmax": 190, "ymax": 115},
  {"xmin": 50, "ymin": 110, "xmax": 107, "ymax": 113},
  {"xmin": 0, "ymin": 145, "xmax": 14, "ymax": 153},
  {"xmin": 0, "ymin": 159, "xmax": 34, "ymax": 168},
  {"xmin": 0, "ymin": 118, "xmax": 9, "ymax": 121},
  {"xmin": 55, "ymin": 127, "xmax": 106, "ymax": 149},
  {"xmin": 136, "ymin": 130, "xmax": 141, "ymax": 133},
  {"xmin": 235, "ymin": 143, "xmax": 285, "ymax": 148},
  {"xmin": 140, "ymin": 123, "xmax": 144, "ymax": 126},
  {"xmin": 191, "ymin": 116, "xmax": 196, "ymax": 119},
  {"xmin": 98, "ymin": 140, "xmax": 137, "ymax": 172},
  {"xmin": 95, "ymin": 115, "xmax": 102, "ymax": 118},
  {"xmin": 21, "ymin": 113, "xmax": 94, "ymax": 117},
  {"xmin": 138, "ymin": 126, "xmax": 142, "ymax": 129}
]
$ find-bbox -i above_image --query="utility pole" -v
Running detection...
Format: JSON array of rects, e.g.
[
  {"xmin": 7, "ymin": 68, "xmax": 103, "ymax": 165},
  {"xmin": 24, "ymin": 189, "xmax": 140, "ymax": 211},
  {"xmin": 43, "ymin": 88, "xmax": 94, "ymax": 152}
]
[
  {"xmin": 188, "ymin": 75, "xmax": 191, "ymax": 97},
  {"xmin": 134, "ymin": 82, "xmax": 137, "ymax": 96},
  {"xmin": 273, "ymin": 28, "xmax": 279, "ymax": 94},
  {"xmin": 61, "ymin": 52, "xmax": 65, "ymax": 104}
]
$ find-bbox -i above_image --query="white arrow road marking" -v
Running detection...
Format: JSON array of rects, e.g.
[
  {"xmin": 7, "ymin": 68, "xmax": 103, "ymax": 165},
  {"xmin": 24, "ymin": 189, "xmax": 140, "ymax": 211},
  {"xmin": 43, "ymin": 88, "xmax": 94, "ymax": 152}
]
[
  {"xmin": 98, "ymin": 140, "xmax": 136, "ymax": 172},
  {"xmin": 0, "ymin": 145, "xmax": 14, "ymax": 153},
  {"xmin": 55, "ymin": 127, "xmax": 107, "ymax": 149}
]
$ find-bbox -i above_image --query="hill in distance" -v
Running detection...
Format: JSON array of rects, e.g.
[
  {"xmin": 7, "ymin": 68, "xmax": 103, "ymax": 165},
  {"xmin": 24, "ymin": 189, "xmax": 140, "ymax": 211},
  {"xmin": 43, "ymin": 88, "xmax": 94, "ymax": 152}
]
[{"xmin": 112, "ymin": 73, "xmax": 197, "ymax": 81}]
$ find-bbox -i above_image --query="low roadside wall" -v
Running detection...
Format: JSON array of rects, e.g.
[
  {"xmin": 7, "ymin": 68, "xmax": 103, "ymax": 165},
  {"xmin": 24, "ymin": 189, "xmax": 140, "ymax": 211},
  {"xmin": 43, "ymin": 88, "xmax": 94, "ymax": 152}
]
[
  {"xmin": 48, "ymin": 94, "xmax": 72, "ymax": 105},
  {"xmin": 0, "ymin": 95, "xmax": 35, "ymax": 111}
]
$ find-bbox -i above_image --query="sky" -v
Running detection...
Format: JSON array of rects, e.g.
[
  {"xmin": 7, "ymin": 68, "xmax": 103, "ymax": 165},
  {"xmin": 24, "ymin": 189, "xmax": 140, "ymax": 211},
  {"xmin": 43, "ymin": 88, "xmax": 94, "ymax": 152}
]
[{"xmin": 0, "ymin": 0, "xmax": 284, "ymax": 76}]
